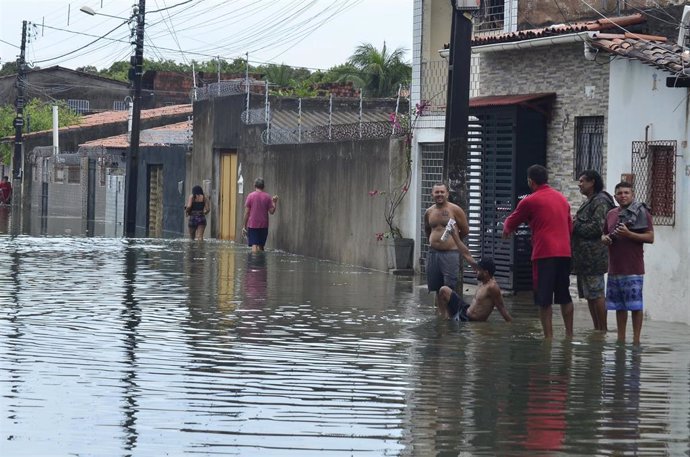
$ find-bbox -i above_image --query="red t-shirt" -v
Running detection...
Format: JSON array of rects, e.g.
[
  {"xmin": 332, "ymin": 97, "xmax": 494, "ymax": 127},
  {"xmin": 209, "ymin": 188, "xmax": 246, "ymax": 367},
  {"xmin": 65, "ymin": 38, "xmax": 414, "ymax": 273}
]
[
  {"xmin": 603, "ymin": 206, "xmax": 653, "ymax": 275},
  {"xmin": 503, "ymin": 184, "xmax": 573, "ymax": 260},
  {"xmin": 245, "ymin": 190, "xmax": 274, "ymax": 228}
]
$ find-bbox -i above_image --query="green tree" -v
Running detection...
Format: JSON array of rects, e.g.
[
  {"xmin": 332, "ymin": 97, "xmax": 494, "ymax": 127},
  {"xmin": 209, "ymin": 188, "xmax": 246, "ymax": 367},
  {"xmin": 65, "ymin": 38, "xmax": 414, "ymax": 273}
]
[
  {"xmin": 337, "ymin": 42, "xmax": 411, "ymax": 97},
  {"xmin": 76, "ymin": 65, "xmax": 98, "ymax": 74},
  {"xmin": 0, "ymin": 99, "xmax": 81, "ymax": 164}
]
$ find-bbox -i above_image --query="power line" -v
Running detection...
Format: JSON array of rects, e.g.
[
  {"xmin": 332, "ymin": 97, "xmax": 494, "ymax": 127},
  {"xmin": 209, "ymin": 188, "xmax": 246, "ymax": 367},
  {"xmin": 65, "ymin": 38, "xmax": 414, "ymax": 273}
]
[{"xmin": 32, "ymin": 20, "xmax": 130, "ymax": 64}]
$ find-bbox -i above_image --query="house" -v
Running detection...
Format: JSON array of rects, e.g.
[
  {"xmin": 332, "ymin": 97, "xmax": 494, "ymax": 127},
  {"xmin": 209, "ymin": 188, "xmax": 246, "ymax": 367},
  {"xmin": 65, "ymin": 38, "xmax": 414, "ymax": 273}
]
[
  {"xmin": 14, "ymin": 105, "xmax": 192, "ymax": 235},
  {"xmin": 586, "ymin": 26, "xmax": 690, "ymax": 325},
  {"xmin": 0, "ymin": 66, "xmax": 130, "ymax": 113}
]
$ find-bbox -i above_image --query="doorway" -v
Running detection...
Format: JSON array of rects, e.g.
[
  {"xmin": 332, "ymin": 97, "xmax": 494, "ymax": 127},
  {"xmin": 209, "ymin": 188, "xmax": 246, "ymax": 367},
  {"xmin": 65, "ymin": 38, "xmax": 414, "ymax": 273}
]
[{"xmin": 219, "ymin": 151, "xmax": 238, "ymax": 240}]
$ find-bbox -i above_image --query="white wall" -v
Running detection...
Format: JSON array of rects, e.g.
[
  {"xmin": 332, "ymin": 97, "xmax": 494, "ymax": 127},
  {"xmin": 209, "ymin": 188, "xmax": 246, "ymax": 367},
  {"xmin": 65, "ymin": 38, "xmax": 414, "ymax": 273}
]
[{"xmin": 607, "ymin": 59, "xmax": 690, "ymax": 325}]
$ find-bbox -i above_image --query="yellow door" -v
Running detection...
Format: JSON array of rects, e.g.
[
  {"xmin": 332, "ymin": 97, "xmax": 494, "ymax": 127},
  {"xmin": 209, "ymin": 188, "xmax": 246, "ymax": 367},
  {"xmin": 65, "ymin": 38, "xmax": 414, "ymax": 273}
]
[{"xmin": 219, "ymin": 151, "xmax": 237, "ymax": 240}]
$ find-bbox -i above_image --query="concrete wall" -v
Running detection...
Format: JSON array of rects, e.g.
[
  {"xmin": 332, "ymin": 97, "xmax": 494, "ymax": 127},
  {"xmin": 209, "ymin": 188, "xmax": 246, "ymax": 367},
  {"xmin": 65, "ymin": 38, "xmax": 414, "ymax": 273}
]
[
  {"xmin": 192, "ymin": 93, "xmax": 407, "ymax": 270},
  {"xmin": 607, "ymin": 59, "xmax": 690, "ymax": 325},
  {"xmin": 240, "ymin": 138, "xmax": 396, "ymax": 271},
  {"xmin": 477, "ymin": 42, "xmax": 610, "ymax": 203}
]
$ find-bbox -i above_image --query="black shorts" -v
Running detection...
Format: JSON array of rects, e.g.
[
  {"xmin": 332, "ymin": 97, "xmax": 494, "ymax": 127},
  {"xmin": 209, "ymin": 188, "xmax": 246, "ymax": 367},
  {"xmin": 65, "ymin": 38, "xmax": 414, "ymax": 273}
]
[
  {"xmin": 247, "ymin": 227, "xmax": 269, "ymax": 247},
  {"xmin": 533, "ymin": 257, "xmax": 572, "ymax": 307},
  {"xmin": 448, "ymin": 290, "xmax": 471, "ymax": 322}
]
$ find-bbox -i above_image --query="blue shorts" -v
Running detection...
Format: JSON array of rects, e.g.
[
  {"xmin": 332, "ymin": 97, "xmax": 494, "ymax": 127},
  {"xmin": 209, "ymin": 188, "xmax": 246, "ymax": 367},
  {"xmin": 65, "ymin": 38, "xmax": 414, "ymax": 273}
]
[
  {"xmin": 247, "ymin": 227, "xmax": 269, "ymax": 247},
  {"xmin": 426, "ymin": 248, "xmax": 460, "ymax": 292},
  {"xmin": 448, "ymin": 291, "xmax": 470, "ymax": 322},
  {"xmin": 606, "ymin": 275, "xmax": 644, "ymax": 311}
]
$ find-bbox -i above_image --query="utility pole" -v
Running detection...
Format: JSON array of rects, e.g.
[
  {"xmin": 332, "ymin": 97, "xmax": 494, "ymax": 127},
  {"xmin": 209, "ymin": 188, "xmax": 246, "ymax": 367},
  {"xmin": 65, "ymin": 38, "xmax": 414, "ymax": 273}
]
[
  {"xmin": 13, "ymin": 20, "xmax": 28, "ymax": 186},
  {"xmin": 124, "ymin": 0, "xmax": 145, "ymax": 237},
  {"xmin": 443, "ymin": 0, "xmax": 477, "ymax": 210}
]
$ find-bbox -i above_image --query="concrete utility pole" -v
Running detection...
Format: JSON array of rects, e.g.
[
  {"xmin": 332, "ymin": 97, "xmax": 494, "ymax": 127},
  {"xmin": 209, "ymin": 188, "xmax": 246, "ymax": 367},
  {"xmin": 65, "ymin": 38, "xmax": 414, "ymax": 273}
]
[
  {"xmin": 12, "ymin": 20, "xmax": 28, "ymax": 185},
  {"xmin": 443, "ymin": 0, "xmax": 478, "ymax": 210},
  {"xmin": 124, "ymin": 0, "xmax": 146, "ymax": 237}
]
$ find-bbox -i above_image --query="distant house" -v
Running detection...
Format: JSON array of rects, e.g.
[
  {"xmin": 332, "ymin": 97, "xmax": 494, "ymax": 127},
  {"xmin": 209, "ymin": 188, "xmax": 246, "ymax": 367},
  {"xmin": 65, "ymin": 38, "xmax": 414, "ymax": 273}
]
[{"xmin": 0, "ymin": 66, "xmax": 130, "ymax": 113}]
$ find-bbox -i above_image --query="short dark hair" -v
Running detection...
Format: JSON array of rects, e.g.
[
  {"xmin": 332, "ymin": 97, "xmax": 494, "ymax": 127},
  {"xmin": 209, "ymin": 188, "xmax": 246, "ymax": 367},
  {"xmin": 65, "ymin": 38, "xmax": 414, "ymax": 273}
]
[
  {"xmin": 527, "ymin": 165, "xmax": 548, "ymax": 185},
  {"xmin": 254, "ymin": 178, "xmax": 265, "ymax": 189},
  {"xmin": 431, "ymin": 182, "xmax": 449, "ymax": 191},
  {"xmin": 615, "ymin": 181, "xmax": 633, "ymax": 191},
  {"xmin": 579, "ymin": 169, "xmax": 604, "ymax": 193},
  {"xmin": 477, "ymin": 257, "xmax": 496, "ymax": 276}
]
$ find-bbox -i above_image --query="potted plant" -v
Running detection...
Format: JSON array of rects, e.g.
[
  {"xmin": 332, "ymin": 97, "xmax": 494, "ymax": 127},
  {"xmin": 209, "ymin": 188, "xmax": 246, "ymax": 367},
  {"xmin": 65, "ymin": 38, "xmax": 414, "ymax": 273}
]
[{"xmin": 370, "ymin": 101, "xmax": 428, "ymax": 272}]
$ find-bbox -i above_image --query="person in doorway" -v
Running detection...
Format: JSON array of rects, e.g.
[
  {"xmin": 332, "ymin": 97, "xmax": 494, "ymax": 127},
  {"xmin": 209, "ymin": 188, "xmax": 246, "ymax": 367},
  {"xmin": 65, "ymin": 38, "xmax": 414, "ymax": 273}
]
[
  {"xmin": 424, "ymin": 182, "xmax": 477, "ymax": 319},
  {"xmin": 601, "ymin": 181, "xmax": 654, "ymax": 345},
  {"xmin": 502, "ymin": 164, "xmax": 574, "ymax": 339},
  {"xmin": 0, "ymin": 176, "xmax": 12, "ymax": 205},
  {"xmin": 185, "ymin": 185, "xmax": 210, "ymax": 240},
  {"xmin": 571, "ymin": 170, "xmax": 615, "ymax": 331},
  {"xmin": 243, "ymin": 178, "xmax": 278, "ymax": 252},
  {"xmin": 437, "ymin": 257, "xmax": 512, "ymax": 322}
]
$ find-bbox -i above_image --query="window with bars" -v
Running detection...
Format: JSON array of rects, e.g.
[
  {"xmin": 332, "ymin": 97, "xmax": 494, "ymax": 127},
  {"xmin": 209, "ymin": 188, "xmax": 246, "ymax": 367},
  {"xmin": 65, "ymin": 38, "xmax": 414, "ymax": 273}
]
[
  {"xmin": 574, "ymin": 116, "xmax": 604, "ymax": 179},
  {"xmin": 67, "ymin": 166, "xmax": 81, "ymax": 184},
  {"xmin": 631, "ymin": 140, "xmax": 677, "ymax": 226}
]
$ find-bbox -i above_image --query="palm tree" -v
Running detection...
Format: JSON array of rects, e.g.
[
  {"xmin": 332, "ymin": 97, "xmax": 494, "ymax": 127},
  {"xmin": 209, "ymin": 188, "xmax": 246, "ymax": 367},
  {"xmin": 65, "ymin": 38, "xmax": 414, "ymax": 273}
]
[{"xmin": 337, "ymin": 42, "xmax": 411, "ymax": 98}]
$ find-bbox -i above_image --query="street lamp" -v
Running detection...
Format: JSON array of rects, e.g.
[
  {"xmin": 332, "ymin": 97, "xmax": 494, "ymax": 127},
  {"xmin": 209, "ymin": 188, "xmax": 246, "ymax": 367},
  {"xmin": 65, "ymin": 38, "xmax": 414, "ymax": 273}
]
[
  {"xmin": 81, "ymin": 2, "xmax": 145, "ymax": 238},
  {"xmin": 79, "ymin": 6, "xmax": 131, "ymax": 21}
]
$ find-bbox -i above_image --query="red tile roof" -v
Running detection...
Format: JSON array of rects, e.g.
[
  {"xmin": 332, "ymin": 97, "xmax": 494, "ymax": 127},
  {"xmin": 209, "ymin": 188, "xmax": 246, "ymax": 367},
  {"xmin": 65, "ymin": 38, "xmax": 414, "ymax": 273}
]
[
  {"xmin": 23, "ymin": 104, "xmax": 192, "ymax": 138},
  {"xmin": 471, "ymin": 13, "xmax": 646, "ymax": 47},
  {"xmin": 589, "ymin": 34, "xmax": 688, "ymax": 75},
  {"xmin": 80, "ymin": 121, "xmax": 192, "ymax": 148}
]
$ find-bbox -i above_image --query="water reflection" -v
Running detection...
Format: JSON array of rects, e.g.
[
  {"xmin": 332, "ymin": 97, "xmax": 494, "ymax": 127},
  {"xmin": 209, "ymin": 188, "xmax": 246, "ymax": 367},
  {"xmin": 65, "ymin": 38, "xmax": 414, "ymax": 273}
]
[
  {"xmin": 0, "ymin": 237, "xmax": 689, "ymax": 456},
  {"xmin": 0, "ymin": 206, "xmax": 10, "ymax": 234}
]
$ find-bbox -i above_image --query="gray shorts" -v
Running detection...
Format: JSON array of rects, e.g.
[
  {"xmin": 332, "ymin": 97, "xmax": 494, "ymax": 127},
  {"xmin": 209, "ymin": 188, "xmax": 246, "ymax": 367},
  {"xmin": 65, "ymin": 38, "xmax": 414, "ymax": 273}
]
[{"xmin": 426, "ymin": 248, "xmax": 460, "ymax": 292}]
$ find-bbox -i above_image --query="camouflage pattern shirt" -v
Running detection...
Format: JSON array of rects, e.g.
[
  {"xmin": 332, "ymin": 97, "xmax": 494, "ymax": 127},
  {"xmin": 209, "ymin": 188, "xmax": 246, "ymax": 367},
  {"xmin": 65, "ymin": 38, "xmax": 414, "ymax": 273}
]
[{"xmin": 571, "ymin": 191, "xmax": 615, "ymax": 275}]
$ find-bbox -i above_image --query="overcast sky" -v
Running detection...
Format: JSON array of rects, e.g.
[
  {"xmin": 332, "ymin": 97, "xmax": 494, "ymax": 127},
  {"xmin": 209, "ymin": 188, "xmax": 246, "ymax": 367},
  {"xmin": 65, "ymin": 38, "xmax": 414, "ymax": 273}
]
[{"xmin": 0, "ymin": 0, "xmax": 413, "ymax": 72}]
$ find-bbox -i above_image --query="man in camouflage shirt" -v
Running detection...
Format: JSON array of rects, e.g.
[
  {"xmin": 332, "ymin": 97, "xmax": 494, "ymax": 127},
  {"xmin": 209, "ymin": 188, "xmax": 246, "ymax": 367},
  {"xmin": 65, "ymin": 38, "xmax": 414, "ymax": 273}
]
[{"xmin": 571, "ymin": 170, "xmax": 615, "ymax": 331}]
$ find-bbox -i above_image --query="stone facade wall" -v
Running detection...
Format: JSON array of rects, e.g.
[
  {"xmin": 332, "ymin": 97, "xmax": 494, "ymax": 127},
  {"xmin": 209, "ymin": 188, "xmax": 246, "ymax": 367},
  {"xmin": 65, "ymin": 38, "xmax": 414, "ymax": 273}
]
[{"xmin": 477, "ymin": 42, "xmax": 610, "ymax": 205}]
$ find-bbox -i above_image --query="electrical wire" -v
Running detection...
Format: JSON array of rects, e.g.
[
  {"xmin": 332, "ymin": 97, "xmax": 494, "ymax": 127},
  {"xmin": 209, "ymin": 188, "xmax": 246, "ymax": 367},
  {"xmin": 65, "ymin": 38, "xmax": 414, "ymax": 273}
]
[{"xmin": 32, "ymin": 20, "xmax": 130, "ymax": 64}]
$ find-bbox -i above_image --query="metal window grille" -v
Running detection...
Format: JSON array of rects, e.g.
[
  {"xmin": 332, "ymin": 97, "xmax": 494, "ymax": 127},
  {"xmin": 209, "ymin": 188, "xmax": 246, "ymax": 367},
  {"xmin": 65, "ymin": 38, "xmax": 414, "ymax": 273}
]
[
  {"xmin": 113, "ymin": 100, "xmax": 127, "ymax": 111},
  {"xmin": 67, "ymin": 99, "xmax": 90, "ymax": 114},
  {"xmin": 474, "ymin": 0, "xmax": 505, "ymax": 33},
  {"xmin": 631, "ymin": 140, "xmax": 677, "ymax": 226},
  {"xmin": 419, "ymin": 143, "xmax": 446, "ymax": 273},
  {"xmin": 574, "ymin": 116, "xmax": 604, "ymax": 179}
]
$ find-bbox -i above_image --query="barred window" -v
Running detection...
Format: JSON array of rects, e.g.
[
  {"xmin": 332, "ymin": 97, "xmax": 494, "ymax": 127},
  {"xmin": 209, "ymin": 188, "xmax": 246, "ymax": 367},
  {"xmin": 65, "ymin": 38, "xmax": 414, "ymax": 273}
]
[
  {"xmin": 574, "ymin": 116, "xmax": 604, "ymax": 179},
  {"xmin": 67, "ymin": 99, "xmax": 90, "ymax": 114},
  {"xmin": 631, "ymin": 140, "xmax": 677, "ymax": 226}
]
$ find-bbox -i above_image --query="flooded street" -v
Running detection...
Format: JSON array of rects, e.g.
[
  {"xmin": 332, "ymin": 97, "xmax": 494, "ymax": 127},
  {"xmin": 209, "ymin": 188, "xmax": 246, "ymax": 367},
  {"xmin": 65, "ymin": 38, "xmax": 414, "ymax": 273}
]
[{"xmin": 1, "ymin": 235, "xmax": 690, "ymax": 456}]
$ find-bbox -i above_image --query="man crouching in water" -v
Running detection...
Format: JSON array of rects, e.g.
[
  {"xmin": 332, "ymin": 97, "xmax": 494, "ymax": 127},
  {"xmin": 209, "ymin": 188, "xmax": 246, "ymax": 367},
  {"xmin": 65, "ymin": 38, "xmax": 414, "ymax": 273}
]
[{"xmin": 438, "ymin": 258, "xmax": 512, "ymax": 322}]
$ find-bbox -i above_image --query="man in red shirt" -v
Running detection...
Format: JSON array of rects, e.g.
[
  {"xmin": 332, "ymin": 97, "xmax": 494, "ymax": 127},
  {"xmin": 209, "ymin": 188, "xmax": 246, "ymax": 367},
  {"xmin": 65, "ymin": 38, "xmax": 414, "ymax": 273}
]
[
  {"xmin": 0, "ymin": 176, "xmax": 12, "ymax": 205},
  {"xmin": 601, "ymin": 181, "xmax": 654, "ymax": 345},
  {"xmin": 502, "ymin": 165, "xmax": 574, "ymax": 339},
  {"xmin": 242, "ymin": 178, "xmax": 278, "ymax": 252}
]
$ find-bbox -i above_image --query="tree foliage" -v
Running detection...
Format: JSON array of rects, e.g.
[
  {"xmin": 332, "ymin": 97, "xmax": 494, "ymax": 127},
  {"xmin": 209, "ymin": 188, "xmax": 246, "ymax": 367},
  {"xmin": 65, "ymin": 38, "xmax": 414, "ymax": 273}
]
[
  {"xmin": 0, "ymin": 99, "xmax": 81, "ymax": 164},
  {"xmin": 338, "ymin": 42, "xmax": 411, "ymax": 98}
]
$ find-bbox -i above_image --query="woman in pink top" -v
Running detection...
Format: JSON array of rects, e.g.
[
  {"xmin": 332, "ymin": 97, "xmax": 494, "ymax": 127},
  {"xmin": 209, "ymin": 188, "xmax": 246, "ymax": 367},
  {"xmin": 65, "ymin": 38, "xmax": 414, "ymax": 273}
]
[{"xmin": 242, "ymin": 178, "xmax": 278, "ymax": 252}]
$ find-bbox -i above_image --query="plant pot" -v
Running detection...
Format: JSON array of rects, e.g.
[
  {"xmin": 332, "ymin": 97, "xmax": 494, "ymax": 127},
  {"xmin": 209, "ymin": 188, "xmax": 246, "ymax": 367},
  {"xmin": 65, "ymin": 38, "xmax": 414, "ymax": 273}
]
[{"xmin": 385, "ymin": 237, "xmax": 414, "ymax": 272}]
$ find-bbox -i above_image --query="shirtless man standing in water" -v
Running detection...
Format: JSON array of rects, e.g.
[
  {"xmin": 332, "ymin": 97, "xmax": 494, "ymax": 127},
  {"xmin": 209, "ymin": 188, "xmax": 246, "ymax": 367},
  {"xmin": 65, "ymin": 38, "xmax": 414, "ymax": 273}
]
[
  {"xmin": 438, "ymin": 257, "xmax": 512, "ymax": 322},
  {"xmin": 424, "ymin": 182, "xmax": 476, "ymax": 318}
]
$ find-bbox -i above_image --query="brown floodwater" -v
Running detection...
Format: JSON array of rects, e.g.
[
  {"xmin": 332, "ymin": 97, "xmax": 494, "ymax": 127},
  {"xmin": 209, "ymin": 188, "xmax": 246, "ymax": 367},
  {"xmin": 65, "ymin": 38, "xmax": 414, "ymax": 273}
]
[{"xmin": 1, "ymin": 235, "xmax": 689, "ymax": 456}]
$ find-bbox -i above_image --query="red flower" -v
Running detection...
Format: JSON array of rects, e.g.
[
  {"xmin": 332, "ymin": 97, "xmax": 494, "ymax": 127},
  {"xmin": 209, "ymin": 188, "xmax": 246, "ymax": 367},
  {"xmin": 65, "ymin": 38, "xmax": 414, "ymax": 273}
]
[
  {"xmin": 368, "ymin": 190, "xmax": 379, "ymax": 197},
  {"xmin": 375, "ymin": 232, "xmax": 384, "ymax": 241}
]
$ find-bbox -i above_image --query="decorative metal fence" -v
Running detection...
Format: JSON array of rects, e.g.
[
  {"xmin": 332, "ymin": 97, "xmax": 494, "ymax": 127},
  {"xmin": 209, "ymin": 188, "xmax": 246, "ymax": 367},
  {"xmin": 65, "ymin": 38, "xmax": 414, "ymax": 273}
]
[{"xmin": 261, "ymin": 121, "xmax": 401, "ymax": 145}]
